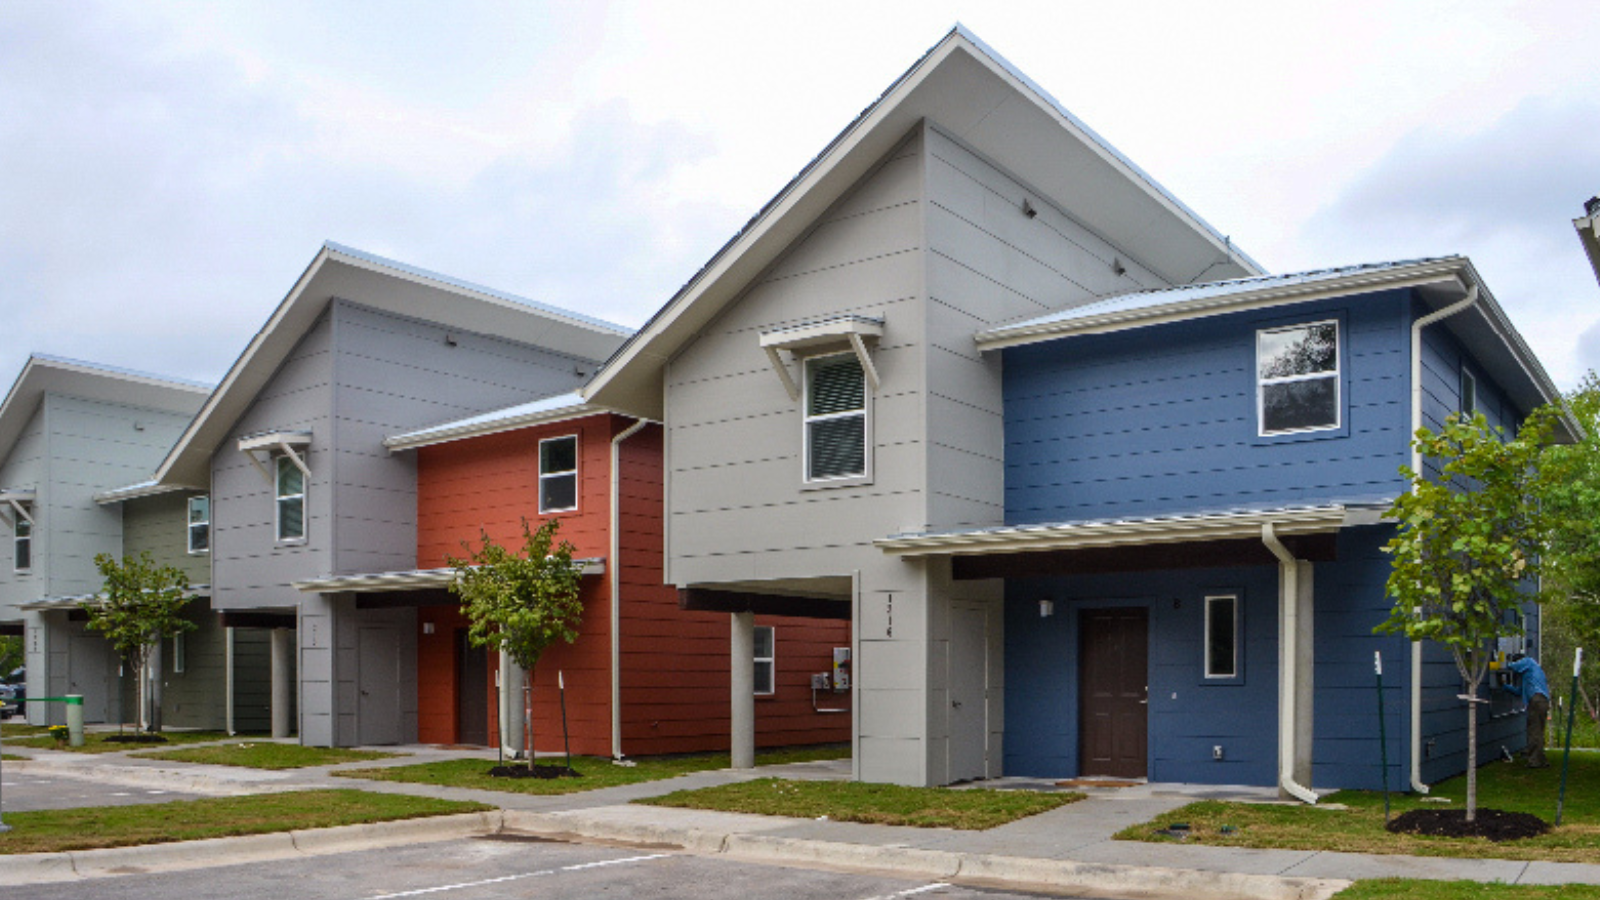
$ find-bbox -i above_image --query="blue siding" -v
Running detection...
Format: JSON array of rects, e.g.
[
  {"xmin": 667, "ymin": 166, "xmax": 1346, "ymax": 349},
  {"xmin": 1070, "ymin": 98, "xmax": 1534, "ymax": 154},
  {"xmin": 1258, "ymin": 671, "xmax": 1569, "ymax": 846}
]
[{"xmin": 1003, "ymin": 291, "xmax": 1413, "ymax": 524}]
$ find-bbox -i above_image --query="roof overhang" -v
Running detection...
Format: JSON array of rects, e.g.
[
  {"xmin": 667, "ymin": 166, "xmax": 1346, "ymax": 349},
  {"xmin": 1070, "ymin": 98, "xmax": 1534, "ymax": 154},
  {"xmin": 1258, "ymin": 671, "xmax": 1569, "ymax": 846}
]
[
  {"xmin": 0, "ymin": 355, "xmax": 210, "ymax": 468},
  {"xmin": 384, "ymin": 395, "xmax": 618, "ymax": 452},
  {"xmin": 22, "ymin": 585, "xmax": 211, "ymax": 611},
  {"xmin": 93, "ymin": 481, "xmax": 191, "ymax": 505},
  {"xmin": 291, "ymin": 560, "xmax": 605, "ymax": 594},
  {"xmin": 151, "ymin": 243, "xmax": 633, "ymax": 488},
  {"xmin": 1576, "ymin": 210, "xmax": 1600, "ymax": 289},
  {"xmin": 582, "ymin": 26, "xmax": 1259, "ymax": 420},
  {"xmin": 876, "ymin": 505, "xmax": 1366, "ymax": 558}
]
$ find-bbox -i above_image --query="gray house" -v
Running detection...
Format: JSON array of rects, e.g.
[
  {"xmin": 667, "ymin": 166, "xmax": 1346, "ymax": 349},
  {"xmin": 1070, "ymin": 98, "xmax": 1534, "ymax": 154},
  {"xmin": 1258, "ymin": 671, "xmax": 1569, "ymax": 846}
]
[
  {"xmin": 0, "ymin": 355, "xmax": 211, "ymax": 726},
  {"xmin": 146, "ymin": 243, "xmax": 631, "ymax": 745},
  {"xmin": 582, "ymin": 27, "xmax": 1259, "ymax": 786}
]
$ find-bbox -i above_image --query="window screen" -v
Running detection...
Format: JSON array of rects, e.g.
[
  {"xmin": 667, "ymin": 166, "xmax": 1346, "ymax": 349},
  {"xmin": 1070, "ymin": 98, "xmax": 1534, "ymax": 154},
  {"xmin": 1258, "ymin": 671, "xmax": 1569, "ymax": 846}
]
[{"xmin": 805, "ymin": 355, "xmax": 866, "ymax": 480}]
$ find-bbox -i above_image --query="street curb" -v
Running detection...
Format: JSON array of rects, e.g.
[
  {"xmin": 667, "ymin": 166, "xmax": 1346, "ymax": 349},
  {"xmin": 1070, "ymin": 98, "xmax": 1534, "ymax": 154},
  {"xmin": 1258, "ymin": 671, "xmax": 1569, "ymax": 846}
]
[
  {"xmin": 499, "ymin": 810, "xmax": 1351, "ymax": 900},
  {"xmin": 0, "ymin": 811, "xmax": 504, "ymax": 886}
]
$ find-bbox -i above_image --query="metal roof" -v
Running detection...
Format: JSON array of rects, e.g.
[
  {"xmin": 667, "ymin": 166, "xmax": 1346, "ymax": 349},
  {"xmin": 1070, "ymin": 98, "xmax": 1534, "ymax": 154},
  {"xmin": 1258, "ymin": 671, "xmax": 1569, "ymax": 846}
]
[{"xmin": 384, "ymin": 392, "xmax": 607, "ymax": 451}]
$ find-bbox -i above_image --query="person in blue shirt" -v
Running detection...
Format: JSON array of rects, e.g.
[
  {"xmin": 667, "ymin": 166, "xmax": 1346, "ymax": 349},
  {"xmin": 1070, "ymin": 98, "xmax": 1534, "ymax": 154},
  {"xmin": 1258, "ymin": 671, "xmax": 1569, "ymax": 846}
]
[{"xmin": 1504, "ymin": 653, "xmax": 1550, "ymax": 768}]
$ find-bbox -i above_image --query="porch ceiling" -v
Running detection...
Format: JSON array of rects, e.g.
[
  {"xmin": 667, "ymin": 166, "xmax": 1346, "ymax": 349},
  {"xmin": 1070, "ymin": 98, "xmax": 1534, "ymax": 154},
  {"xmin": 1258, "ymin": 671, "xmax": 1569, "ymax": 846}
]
[{"xmin": 951, "ymin": 533, "xmax": 1337, "ymax": 580}]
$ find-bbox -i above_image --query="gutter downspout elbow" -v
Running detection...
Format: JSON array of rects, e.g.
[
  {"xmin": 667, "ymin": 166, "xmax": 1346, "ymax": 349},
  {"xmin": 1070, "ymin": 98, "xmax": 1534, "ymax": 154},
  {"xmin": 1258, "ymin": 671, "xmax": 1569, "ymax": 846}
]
[
  {"xmin": 1406, "ymin": 284, "xmax": 1480, "ymax": 794},
  {"xmin": 1263, "ymin": 522, "xmax": 1317, "ymax": 804},
  {"xmin": 610, "ymin": 417, "xmax": 649, "ymax": 762}
]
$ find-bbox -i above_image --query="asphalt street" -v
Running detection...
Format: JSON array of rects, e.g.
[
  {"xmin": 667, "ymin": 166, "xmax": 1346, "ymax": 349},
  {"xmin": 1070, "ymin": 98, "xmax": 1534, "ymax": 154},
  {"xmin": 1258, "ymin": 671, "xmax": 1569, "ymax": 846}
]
[
  {"xmin": 4, "ymin": 835, "xmax": 1098, "ymax": 900},
  {"xmin": 0, "ymin": 770, "xmax": 201, "ymax": 813}
]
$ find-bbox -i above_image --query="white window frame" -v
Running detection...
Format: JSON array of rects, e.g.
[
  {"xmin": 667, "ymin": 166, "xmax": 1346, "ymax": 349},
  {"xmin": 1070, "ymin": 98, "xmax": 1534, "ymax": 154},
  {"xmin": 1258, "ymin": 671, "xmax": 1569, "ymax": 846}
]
[
  {"xmin": 275, "ymin": 455, "xmax": 307, "ymax": 544},
  {"xmin": 538, "ymin": 435, "xmax": 579, "ymax": 514},
  {"xmin": 753, "ymin": 625, "xmax": 775, "ymax": 696},
  {"xmin": 802, "ymin": 352, "xmax": 871, "ymax": 483},
  {"xmin": 1460, "ymin": 367, "xmax": 1477, "ymax": 416},
  {"xmin": 172, "ymin": 631, "xmax": 186, "ymax": 675},
  {"xmin": 1256, "ymin": 319, "xmax": 1341, "ymax": 436},
  {"xmin": 187, "ymin": 495, "xmax": 210, "ymax": 555},
  {"xmin": 13, "ymin": 513, "xmax": 31, "ymax": 574},
  {"xmin": 1203, "ymin": 593, "xmax": 1239, "ymax": 680}
]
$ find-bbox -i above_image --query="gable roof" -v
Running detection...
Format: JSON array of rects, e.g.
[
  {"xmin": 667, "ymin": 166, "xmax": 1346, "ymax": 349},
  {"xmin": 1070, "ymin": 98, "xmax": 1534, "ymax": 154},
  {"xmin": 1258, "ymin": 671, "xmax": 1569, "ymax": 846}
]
[
  {"xmin": 976, "ymin": 255, "xmax": 1579, "ymax": 442},
  {"xmin": 0, "ymin": 354, "xmax": 212, "ymax": 466},
  {"xmin": 581, "ymin": 25, "xmax": 1261, "ymax": 419},
  {"xmin": 151, "ymin": 242, "xmax": 634, "ymax": 488}
]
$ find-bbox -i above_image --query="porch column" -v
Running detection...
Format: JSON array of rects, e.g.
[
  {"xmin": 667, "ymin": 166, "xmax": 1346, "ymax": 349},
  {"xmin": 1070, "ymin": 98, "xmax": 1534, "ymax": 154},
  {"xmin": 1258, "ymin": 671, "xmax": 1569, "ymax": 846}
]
[
  {"xmin": 270, "ymin": 627, "xmax": 294, "ymax": 738},
  {"xmin": 730, "ymin": 611, "xmax": 755, "ymax": 769},
  {"xmin": 1291, "ymin": 560, "xmax": 1315, "ymax": 790},
  {"xmin": 147, "ymin": 640, "xmax": 163, "ymax": 732},
  {"xmin": 499, "ymin": 650, "xmax": 526, "ymax": 757}
]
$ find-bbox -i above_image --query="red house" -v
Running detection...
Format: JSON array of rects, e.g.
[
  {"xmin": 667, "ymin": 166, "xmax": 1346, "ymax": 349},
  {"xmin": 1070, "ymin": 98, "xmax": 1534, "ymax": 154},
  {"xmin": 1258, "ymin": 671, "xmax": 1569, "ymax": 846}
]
[{"xmin": 386, "ymin": 394, "xmax": 851, "ymax": 758}]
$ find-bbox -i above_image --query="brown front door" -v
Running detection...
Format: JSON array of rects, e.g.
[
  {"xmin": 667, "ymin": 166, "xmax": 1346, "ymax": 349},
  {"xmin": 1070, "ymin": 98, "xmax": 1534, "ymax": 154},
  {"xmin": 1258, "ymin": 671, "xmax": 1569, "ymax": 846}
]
[
  {"xmin": 1079, "ymin": 607, "xmax": 1148, "ymax": 778},
  {"xmin": 456, "ymin": 630, "xmax": 489, "ymax": 746}
]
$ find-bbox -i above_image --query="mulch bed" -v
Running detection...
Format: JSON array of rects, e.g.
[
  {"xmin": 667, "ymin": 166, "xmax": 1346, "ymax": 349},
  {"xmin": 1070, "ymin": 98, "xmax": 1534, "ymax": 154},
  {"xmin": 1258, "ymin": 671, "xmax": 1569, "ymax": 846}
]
[
  {"xmin": 1386, "ymin": 807, "xmax": 1550, "ymax": 842},
  {"xmin": 487, "ymin": 764, "xmax": 581, "ymax": 779},
  {"xmin": 101, "ymin": 734, "xmax": 170, "ymax": 744}
]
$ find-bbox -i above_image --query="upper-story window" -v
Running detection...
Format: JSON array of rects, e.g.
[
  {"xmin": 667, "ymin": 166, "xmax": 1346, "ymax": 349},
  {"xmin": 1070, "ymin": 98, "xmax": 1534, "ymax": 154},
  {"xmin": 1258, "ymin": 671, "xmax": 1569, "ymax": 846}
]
[
  {"xmin": 13, "ymin": 514, "xmax": 31, "ymax": 573},
  {"xmin": 187, "ymin": 495, "xmax": 210, "ymax": 554},
  {"xmin": 804, "ymin": 353, "xmax": 868, "ymax": 481},
  {"xmin": 1257, "ymin": 320, "xmax": 1340, "ymax": 435},
  {"xmin": 539, "ymin": 436, "xmax": 578, "ymax": 513},
  {"xmin": 1460, "ymin": 368, "xmax": 1477, "ymax": 416},
  {"xmin": 275, "ymin": 456, "xmax": 306, "ymax": 543}
]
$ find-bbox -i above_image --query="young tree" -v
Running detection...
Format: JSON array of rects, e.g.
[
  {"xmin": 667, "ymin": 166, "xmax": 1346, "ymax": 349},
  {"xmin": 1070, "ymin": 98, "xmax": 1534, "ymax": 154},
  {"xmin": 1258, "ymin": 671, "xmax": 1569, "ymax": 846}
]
[
  {"xmin": 448, "ymin": 518, "xmax": 584, "ymax": 771},
  {"xmin": 84, "ymin": 552, "xmax": 196, "ymax": 734},
  {"xmin": 1378, "ymin": 408, "xmax": 1557, "ymax": 821},
  {"xmin": 1536, "ymin": 372, "xmax": 1600, "ymax": 721}
]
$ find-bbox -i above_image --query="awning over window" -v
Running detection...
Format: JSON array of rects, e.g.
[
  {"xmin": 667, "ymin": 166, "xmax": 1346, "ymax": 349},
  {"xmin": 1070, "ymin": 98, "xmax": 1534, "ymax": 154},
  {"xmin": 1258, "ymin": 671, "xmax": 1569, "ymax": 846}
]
[
  {"xmin": 238, "ymin": 430, "xmax": 312, "ymax": 483},
  {"xmin": 758, "ymin": 315, "xmax": 884, "ymax": 399},
  {"xmin": 0, "ymin": 487, "xmax": 35, "ymax": 524}
]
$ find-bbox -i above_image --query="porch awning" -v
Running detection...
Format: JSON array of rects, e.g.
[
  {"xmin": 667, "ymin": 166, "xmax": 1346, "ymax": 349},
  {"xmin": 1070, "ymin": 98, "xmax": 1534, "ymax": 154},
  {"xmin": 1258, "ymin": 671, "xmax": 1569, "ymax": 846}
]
[
  {"xmin": 21, "ymin": 584, "xmax": 211, "ymax": 611},
  {"xmin": 876, "ymin": 504, "xmax": 1381, "ymax": 558},
  {"xmin": 291, "ymin": 559, "xmax": 605, "ymax": 594}
]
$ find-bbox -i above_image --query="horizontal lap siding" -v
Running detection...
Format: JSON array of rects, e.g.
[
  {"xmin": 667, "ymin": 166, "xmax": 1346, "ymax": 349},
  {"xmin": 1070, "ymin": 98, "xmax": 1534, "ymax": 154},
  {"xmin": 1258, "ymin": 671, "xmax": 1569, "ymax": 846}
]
[{"xmin": 1003, "ymin": 291, "xmax": 1413, "ymax": 524}]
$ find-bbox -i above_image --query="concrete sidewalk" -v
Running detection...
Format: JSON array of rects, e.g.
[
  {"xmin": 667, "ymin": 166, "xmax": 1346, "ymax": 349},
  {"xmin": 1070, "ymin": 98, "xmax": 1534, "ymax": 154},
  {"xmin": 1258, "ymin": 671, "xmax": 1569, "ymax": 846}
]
[{"xmin": 6, "ymin": 743, "xmax": 1600, "ymax": 898}]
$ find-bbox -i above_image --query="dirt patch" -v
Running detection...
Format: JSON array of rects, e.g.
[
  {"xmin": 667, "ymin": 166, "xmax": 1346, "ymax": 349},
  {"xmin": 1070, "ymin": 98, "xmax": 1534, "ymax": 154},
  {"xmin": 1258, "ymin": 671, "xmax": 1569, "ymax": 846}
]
[
  {"xmin": 101, "ymin": 734, "xmax": 170, "ymax": 745},
  {"xmin": 1386, "ymin": 807, "xmax": 1550, "ymax": 842},
  {"xmin": 487, "ymin": 764, "xmax": 580, "ymax": 779}
]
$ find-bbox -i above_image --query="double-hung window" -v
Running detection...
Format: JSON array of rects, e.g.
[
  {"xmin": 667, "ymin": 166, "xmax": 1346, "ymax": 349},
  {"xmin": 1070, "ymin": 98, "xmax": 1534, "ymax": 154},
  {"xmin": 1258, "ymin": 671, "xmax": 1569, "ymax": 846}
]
[
  {"xmin": 187, "ymin": 495, "xmax": 210, "ymax": 554},
  {"xmin": 753, "ymin": 626, "xmax": 775, "ymax": 695},
  {"xmin": 1460, "ymin": 368, "xmax": 1477, "ymax": 416},
  {"xmin": 804, "ymin": 354, "xmax": 867, "ymax": 481},
  {"xmin": 1204, "ymin": 594, "xmax": 1239, "ymax": 679},
  {"xmin": 275, "ymin": 456, "xmax": 306, "ymax": 543},
  {"xmin": 13, "ymin": 515, "xmax": 30, "ymax": 573},
  {"xmin": 539, "ymin": 436, "xmax": 578, "ymax": 513},
  {"xmin": 1257, "ymin": 320, "xmax": 1340, "ymax": 435}
]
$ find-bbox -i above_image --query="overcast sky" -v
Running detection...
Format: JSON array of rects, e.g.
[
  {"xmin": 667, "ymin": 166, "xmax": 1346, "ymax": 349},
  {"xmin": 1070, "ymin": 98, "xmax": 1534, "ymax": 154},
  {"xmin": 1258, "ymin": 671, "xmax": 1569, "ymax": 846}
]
[{"xmin": 3, "ymin": 0, "xmax": 1598, "ymax": 396}]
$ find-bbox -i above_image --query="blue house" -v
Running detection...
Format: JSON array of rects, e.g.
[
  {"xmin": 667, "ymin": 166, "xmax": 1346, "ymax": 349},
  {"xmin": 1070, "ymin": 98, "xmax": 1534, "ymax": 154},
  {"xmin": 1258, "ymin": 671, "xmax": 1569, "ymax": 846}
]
[{"xmin": 878, "ymin": 256, "xmax": 1576, "ymax": 794}]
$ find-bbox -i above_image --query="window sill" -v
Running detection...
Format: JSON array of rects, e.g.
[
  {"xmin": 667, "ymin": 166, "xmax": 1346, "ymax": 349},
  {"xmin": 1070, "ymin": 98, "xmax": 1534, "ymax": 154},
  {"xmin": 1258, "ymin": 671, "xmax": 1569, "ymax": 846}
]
[
  {"xmin": 1252, "ymin": 424, "xmax": 1349, "ymax": 447},
  {"xmin": 275, "ymin": 539, "xmax": 308, "ymax": 548},
  {"xmin": 538, "ymin": 507, "xmax": 578, "ymax": 515},
  {"xmin": 800, "ymin": 474, "xmax": 874, "ymax": 492},
  {"xmin": 188, "ymin": 550, "xmax": 210, "ymax": 557}
]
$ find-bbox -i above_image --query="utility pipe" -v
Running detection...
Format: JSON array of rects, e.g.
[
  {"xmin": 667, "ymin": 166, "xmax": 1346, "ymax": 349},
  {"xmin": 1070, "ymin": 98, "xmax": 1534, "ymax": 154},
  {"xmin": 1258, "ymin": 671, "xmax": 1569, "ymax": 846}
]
[
  {"xmin": 1263, "ymin": 522, "xmax": 1317, "ymax": 804},
  {"xmin": 1407, "ymin": 284, "xmax": 1480, "ymax": 794},
  {"xmin": 610, "ymin": 417, "xmax": 648, "ymax": 761}
]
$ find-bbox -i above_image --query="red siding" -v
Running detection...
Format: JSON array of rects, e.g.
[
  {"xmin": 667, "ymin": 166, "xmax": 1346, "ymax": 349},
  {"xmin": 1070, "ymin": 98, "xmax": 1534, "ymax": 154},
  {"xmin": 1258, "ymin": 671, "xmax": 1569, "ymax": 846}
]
[{"xmin": 414, "ymin": 415, "xmax": 850, "ymax": 756}]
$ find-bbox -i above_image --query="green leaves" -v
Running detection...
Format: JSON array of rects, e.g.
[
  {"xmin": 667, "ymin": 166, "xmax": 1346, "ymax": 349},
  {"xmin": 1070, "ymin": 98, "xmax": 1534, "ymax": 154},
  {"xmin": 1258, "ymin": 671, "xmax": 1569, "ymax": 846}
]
[
  {"xmin": 85, "ymin": 551, "xmax": 195, "ymax": 667},
  {"xmin": 447, "ymin": 518, "xmax": 585, "ymax": 674}
]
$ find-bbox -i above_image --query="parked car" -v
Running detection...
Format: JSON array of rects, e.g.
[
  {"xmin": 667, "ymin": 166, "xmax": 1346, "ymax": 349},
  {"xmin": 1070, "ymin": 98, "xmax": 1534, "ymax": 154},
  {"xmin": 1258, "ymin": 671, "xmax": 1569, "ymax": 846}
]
[{"xmin": 0, "ymin": 667, "xmax": 23, "ymax": 719}]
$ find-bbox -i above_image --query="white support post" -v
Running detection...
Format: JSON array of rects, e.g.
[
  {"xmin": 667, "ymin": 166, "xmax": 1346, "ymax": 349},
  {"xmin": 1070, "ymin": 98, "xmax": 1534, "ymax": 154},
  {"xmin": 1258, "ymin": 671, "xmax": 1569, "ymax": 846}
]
[
  {"xmin": 731, "ymin": 611, "xmax": 755, "ymax": 769},
  {"xmin": 225, "ymin": 626, "xmax": 236, "ymax": 735},
  {"xmin": 500, "ymin": 650, "xmax": 526, "ymax": 757},
  {"xmin": 270, "ymin": 628, "xmax": 294, "ymax": 738}
]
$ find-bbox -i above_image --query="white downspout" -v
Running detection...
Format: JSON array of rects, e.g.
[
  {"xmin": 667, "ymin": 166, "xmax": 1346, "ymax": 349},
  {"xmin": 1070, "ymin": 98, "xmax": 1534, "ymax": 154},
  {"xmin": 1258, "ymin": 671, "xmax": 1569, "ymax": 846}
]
[
  {"xmin": 610, "ymin": 417, "xmax": 648, "ymax": 761},
  {"xmin": 1263, "ymin": 522, "xmax": 1317, "ymax": 804},
  {"xmin": 1407, "ymin": 285, "xmax": 1479, "ymax": 794}
]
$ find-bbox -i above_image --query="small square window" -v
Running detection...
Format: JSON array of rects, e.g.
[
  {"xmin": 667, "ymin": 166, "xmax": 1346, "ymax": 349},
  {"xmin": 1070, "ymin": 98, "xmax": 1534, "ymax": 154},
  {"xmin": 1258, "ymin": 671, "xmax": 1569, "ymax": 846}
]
[
  {"xmin": 539, "ymin": 436, "xmax": 578, "ymax": 513},
  {"xmin": 1460, "ymin": 368, "xmax": 1477, "ymax": 416},
  {"xmin": 1257, "ymin": 321, "xmax": 1340, "ymax": 435},
  {"xmin": 188, "ymin": 495, "xmax": 210, "ymax": 554},
  {"xmin": 14, "ymin": 514, "xmax": 31, "ymax": 573},
  {"xmin": 275, "ymin": 456, "xmax": 306, "ymax": 543},
  {"xmin": 753, "ymin": 626, "xmax": 775, "ymax": 695},
  {"xmin": 1204, "ymin": 594, "xmax": 1238, "ymax": 679}
]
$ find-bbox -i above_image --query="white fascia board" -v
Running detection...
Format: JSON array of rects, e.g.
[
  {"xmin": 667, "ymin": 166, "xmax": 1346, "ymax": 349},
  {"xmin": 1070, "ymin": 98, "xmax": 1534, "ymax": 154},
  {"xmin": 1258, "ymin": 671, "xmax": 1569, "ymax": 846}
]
[
  {"xmin": 758, "ymin": 316, "xmax": 885, "ymax": 351},
  {"xmin": 1576, "ymin": 215, "xmax": 1600, "ymax": 289},
  {"xmin": 875, "ymin": 506, "xmax": 1349, "ymax": 557},
  {"xmin": 237, "ymin": 431, "xmax": 313, "ymax": 452},
  {"xmin": 93, "ymin": 481, "xmax": 188, "ymax": 505},
  {"xmin": 293, "ymin": 559, "xmax": 606, "ymax": 593},
  {"xmin": 384, "ymin": 406, "xmax": 617, "ymax": 453},
  {"xmin": 975, "ymin": 261, "xmax": 1467, "ymax": 351}
]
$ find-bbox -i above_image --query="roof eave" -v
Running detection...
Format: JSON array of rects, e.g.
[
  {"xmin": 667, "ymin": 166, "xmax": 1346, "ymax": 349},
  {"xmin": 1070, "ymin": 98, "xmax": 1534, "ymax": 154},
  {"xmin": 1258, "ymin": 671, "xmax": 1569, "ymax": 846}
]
[{"xmin": 384, "ymin": 404, "xmax": 618, "ymax": 452}]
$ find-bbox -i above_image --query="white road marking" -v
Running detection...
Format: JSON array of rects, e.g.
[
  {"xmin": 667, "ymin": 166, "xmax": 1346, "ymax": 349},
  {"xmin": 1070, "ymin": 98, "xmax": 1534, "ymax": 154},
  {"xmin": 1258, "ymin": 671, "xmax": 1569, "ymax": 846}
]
[
  {"xmin": 858, "ymin": 885, "xmax": 951, "ymax": 900},
  {"xmin": 145, "ymin": 790, "xmax": 168, "ymax": 795},
  {"xmin": 364, "ymin": 852, "xmax": 671, "ymax": 899},
  {"xmin": 110, "ymin": 792, "xmax": 131, "ymax": 796}
]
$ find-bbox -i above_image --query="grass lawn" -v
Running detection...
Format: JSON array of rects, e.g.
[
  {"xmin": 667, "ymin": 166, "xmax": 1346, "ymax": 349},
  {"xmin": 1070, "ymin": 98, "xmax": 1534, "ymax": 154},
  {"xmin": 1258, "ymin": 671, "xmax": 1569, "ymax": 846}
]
[
  {"xmin": 1, "ymin": 722, "xmax": 49, "ymax": 738},
  {"xmin": 133, "ymin": 741, "xmax": 404, "ymax": 770},
  {"xmin": 0, "ymin": 789, "xmax": 490, "ymax": 855},
  {"xmin": 638, "ymin": 778, "xmax": 1082, "ymax": 830},
  {"xmin": 1337, "ymin": 880, "xmax": 1600, "ymax": 899},
  {"xmin": 1123, "ymin": 750, "xmax": 1600, "ymax": 863},
  {"xmin": 5, "ymin": 729, "xmax": 236, "ymax": 754},
  {"xmin": 1, "ymin": 753, "xmax": 24, "ymax": 761},
  {"xmin": 336, "ymin": 744, "xmax": 849, "ymax": 796}
]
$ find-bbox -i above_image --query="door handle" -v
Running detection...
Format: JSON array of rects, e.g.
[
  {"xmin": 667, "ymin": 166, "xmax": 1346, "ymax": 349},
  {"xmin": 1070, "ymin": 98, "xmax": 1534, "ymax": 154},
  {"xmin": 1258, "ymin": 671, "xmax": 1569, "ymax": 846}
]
[{"xmin": 951, "ymin": 700, "xmax": 962, "ymax": 709}]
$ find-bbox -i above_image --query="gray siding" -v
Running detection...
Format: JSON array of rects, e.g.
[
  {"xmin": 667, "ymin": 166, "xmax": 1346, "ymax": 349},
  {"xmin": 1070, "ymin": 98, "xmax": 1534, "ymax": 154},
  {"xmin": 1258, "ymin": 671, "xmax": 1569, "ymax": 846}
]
[
  {"xmin": 0, "ymin": 406, "xmax": 47, "ymax": 614},
  {"xmin": 122, "ymin": 491, "xmax": 211, "ymax": 586},
  {"xmin": 156, "ymin": 598, "xmax": 227, "ymax": 729}
]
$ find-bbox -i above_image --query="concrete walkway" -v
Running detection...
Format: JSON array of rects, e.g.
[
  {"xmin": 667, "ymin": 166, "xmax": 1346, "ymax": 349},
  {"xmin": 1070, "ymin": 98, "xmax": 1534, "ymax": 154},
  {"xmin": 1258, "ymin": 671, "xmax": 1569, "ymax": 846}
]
[{"xmin": 5, "ymin": 740, "xmax": 1600, "ymax": 898}]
